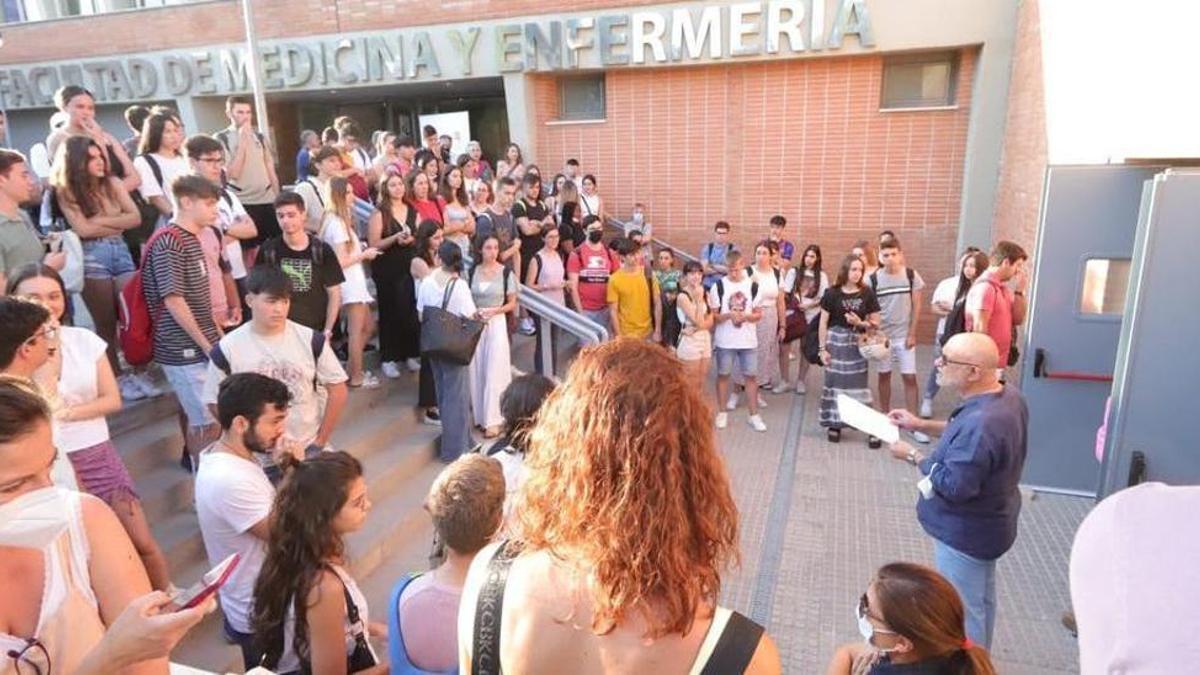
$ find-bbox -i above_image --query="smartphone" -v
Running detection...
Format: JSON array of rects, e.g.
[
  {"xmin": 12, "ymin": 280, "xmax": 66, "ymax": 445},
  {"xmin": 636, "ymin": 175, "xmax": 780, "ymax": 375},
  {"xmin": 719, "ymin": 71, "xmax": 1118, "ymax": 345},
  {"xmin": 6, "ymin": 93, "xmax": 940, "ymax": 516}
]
[{"xmin": 172, "ymin": 552, "xmax": 240, "ymax": 610}]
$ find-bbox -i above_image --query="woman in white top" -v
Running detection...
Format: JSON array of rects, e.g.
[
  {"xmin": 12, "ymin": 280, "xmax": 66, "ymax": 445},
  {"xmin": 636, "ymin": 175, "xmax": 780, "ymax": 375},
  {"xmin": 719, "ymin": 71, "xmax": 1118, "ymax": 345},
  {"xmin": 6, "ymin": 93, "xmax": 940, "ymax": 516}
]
[
  {"xmin": 780, "ymin": 244, "xmax": 829, "ymax": 394},
  {"xmin": 321, "ymin": 178, "xmax": 381, "ymax": 388},
  {"xmin": 468, "ymin": 234, "xmax": 518, "ymax": 438},
  {"xmin": 0, "ymin": 381, "xmax": 170, "ymax": 675},
  {"xmin": 252, "ymin": 451, "xmax": 386, "ymax": 675},
  {"xmin": 920, "ymin": 248, "xmax": 989, "ymax": 418},
  {"xmin": 748, "ymin": 241, "xmax": 786, "ymax": 394},
  {"xmin": 675, "ymin": 260, "xmax": 715, "ymax": 396},
  {"xmin": 457, "ymin": 340, "xmax": 781, "ymax": 674},
  {"xmin": 411, "ymin": 220, "xmax": 445, "ymax": 425},
  {"xmin": 578, "ymin": 173, "xmax": 606, "ymax": 223},
  {"xmin": 10, "ymin": 264, "xmax": 172, "ymax": 592},
  {"xmin": 132, "ymin": 110, "xmax": 189, "ymax": 224},
  {"xmin": 524, "ymin": 227, "xmax": 566, "ymax": 306},
  {"xmin": 417, "ymin": 242, "xmax": 479, "ymax": 461}
]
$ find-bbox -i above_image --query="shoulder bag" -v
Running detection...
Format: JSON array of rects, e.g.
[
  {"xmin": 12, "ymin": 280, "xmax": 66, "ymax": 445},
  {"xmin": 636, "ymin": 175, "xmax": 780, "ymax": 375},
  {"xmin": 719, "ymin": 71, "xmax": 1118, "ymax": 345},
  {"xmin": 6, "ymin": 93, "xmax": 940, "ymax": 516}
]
[{"xmin": 420, "ymin": 278, "xmax": 485, "ymax": 365}]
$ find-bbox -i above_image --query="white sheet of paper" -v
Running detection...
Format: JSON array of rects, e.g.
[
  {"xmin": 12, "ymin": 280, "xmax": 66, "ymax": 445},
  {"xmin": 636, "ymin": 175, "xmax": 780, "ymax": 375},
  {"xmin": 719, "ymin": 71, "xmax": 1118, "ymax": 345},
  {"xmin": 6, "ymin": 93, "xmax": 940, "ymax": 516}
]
[{"xmin": 836, "ymin": 394, "xmax": 900, "ymax": 444}]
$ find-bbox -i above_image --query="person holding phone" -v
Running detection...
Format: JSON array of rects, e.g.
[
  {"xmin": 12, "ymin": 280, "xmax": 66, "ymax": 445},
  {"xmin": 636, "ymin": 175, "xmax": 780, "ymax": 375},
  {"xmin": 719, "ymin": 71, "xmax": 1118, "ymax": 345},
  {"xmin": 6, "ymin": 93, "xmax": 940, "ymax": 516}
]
[{"xmin": 368, "ymin": 173, "xmax": 420, "ymax": 379}]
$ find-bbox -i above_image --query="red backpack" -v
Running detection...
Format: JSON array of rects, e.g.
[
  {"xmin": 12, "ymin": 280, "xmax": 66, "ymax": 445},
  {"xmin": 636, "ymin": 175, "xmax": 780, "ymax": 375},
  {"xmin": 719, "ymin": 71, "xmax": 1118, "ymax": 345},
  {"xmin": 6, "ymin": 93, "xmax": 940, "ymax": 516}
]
[{"xmin": 118, "ymin": 227, "xmax": 178, "ymax": 366}]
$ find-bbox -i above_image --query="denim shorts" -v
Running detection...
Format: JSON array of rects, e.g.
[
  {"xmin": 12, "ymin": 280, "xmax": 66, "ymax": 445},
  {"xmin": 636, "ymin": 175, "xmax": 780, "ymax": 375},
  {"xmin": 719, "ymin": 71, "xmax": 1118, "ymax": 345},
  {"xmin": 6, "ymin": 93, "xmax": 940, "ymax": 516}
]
[
  {"xmin": 162, "ymin": 362, "xmax": 216, "ymax": 429},
  {"xmin": 82, "ymin": 235, "xmax": 137, "ymax": 279},
  {"xmin": 714, "ymin": 347, "xmax": 758, "ymax": 376}
]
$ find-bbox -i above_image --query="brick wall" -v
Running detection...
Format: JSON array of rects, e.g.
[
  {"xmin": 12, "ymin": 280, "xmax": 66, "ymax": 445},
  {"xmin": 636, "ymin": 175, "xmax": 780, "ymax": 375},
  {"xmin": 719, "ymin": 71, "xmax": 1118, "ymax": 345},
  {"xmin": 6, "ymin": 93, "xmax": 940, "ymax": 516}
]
[
  {"xmin": 990, "ymin": 0, "xmax": 1046, "ymax": 255},
  {"xmin": 532, "ymin": 51, "xmax": 977, "ymax": 338}
]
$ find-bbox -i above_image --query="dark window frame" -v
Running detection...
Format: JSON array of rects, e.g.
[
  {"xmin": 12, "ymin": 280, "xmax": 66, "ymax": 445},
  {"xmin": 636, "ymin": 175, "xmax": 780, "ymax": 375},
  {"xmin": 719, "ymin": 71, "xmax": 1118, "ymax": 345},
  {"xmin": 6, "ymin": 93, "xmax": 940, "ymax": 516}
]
[
  {"xmin": 557, "ymin": 74, "xmax": 607, "ymax": 121},
  {"xmin": 880, "ymin": 51, "xmax": 960, "ymax": 110}
]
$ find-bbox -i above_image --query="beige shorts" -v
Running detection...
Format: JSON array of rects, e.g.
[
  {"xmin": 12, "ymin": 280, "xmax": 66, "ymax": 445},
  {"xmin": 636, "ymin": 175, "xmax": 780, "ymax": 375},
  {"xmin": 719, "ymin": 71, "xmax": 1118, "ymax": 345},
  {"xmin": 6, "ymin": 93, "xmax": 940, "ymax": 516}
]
[{"xmin": 677, "ymin": 329, "xmax": 713, "ymax": 362}]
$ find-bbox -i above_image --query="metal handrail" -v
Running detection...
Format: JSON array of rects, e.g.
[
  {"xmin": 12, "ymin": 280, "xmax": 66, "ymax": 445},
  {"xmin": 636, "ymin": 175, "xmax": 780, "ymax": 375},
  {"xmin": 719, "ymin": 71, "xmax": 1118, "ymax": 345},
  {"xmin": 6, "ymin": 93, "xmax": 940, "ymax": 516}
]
[
  {"xmin": 517, "ymin": 285, "xmax": 609, "ymax": 377},
  {"xmin": 605, "ymin": 217, "xmax": 700, "ymax": 264}
]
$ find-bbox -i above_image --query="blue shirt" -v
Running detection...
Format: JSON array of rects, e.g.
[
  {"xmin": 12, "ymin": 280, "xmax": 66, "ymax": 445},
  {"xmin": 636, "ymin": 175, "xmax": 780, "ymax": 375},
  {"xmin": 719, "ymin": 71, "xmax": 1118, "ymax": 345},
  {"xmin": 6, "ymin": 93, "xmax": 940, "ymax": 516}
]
[
  {"xmin": 916, "ymin": 385, "xmax": 1029, "ymax": 560},
  {"xmin": 700, "ymin": 241, "xmax": 735, "ymax": 288},
  {"xmin": 295, "ymin": 147, "xmax": 311, "ymax": 181}
]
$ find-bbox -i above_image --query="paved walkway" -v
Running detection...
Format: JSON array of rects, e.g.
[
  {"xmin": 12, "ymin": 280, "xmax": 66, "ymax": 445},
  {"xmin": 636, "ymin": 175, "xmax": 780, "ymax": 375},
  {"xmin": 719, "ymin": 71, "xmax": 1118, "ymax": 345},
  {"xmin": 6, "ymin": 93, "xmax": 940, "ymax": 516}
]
[{"xmin": 713, "ymin": 352, "xmax": 1091, "ymax": 674}]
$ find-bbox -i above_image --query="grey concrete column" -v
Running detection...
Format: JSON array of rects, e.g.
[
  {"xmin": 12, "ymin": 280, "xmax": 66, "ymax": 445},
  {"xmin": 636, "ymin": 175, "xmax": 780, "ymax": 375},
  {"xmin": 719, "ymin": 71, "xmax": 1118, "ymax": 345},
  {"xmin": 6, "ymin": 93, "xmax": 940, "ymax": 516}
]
[{"xmin": 502, "ymin": 72, "xmax": 537, "ymax": 161}]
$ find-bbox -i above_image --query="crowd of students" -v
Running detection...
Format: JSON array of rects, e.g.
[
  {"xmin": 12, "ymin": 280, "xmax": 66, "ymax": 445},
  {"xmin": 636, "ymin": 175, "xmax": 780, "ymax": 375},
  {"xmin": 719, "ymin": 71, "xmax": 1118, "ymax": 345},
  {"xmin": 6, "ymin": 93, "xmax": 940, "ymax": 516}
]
[{"xmin": 0, "ymin": 85, "xmax": 1169, "ymax": 675}]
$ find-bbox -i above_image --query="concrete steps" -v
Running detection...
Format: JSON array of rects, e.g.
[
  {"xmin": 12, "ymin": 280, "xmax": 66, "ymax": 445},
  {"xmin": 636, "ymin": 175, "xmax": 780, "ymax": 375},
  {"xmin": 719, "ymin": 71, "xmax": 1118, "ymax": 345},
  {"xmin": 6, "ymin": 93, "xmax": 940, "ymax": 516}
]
[{"xmin": 105, "ymin": 367, "xmax": 448, "ymax": 673}]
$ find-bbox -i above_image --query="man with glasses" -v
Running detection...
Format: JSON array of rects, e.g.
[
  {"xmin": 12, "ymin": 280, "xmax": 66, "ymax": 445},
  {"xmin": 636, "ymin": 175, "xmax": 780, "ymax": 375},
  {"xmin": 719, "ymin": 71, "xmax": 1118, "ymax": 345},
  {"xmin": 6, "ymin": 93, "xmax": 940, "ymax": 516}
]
[
  {"xmin": 187, "ymin": 134, "xmax": 259, "ymax": 321},
  {"xmin": 885, "ymin": 332, "xmax": 1029, "ymax": 650},
  {"xmin": 700, "ymin": 221, "xmax": 736, "ymax": 290}
]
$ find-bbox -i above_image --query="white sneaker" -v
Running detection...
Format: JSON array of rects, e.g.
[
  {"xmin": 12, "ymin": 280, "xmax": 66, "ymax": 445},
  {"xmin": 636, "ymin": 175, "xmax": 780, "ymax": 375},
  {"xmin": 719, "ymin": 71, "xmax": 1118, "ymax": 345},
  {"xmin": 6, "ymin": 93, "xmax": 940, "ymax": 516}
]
[
  {"xmin": 919, "ymin": 398, "xmax": 933, "ymax": 419},
  {"xmin": 133, "ymin": 373, "xmax": 162, "ymax": 398},
  {"xmin": 771, "ymin": 382, "xmax": 791, "ymax": 394},
  {"xmin": 794, "ymin": 381, "xmax": 807, "ymax": 395},
  {"xmin": 518, "ymin": 317, "xmax": 536, "ymax": 335},
  {"xmin": 381, "ymin": 361, "xmax": 402, "ymax": 379},
  {"xmin": 359, "ymin": 372, "xmax": 382, "ymax": 389},
  {"xmin": 912, "ymin": 430, "xmax": 932, "ymax": 444},
  {"xmin": 748, "ymin": 414, "xmax": 767, "ymax": 432},
  {"xmin": 405, "ymin": 358, "xmax": 422, "ymax": 372},
  {"xmin": 715, "ymin": 412, "xmax": 728, "ymax": 429},
  {"xmin": 119, "ymin": 375, "xmax": 147, "ymax": 401},
  {"xmin": 756, "ymin": 395, "xmax": 768, "ymax": 409},
  {"xmin": 725, "ymin": 393, "xmax": 738, "ymax": 411}
]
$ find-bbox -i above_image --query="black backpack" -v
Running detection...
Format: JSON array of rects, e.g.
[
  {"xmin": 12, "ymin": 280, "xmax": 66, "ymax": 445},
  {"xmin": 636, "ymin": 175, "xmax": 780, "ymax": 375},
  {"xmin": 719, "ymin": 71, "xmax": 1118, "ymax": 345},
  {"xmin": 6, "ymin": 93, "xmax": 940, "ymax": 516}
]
[{"xmin": 712, "ymin": 277, "xmax": 760, "ymax": 308}]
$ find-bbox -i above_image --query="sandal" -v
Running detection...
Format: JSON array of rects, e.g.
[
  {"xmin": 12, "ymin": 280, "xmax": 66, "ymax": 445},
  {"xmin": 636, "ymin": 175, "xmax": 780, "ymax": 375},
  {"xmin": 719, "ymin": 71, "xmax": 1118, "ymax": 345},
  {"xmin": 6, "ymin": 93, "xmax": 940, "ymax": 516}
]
[{"xmin": 827, "ymin": 428, "xmax": 841, "ymax": 443}]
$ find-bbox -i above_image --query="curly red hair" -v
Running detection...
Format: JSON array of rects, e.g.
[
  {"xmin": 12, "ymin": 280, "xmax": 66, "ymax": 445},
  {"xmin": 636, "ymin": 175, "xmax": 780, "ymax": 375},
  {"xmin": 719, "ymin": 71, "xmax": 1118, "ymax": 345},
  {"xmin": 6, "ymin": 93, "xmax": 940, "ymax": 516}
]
[{"xmin": 516, "ymin": 338, "xmax": 740, "ymax": 638}]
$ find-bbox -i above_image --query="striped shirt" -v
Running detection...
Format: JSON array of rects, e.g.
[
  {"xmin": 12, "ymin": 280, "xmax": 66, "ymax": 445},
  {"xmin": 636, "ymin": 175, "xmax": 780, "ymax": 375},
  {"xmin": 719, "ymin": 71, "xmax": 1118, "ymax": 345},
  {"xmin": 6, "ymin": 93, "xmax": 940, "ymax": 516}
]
[{"xmin": 143, "ymin": 224, "xmax": 221, "ymax": 366}]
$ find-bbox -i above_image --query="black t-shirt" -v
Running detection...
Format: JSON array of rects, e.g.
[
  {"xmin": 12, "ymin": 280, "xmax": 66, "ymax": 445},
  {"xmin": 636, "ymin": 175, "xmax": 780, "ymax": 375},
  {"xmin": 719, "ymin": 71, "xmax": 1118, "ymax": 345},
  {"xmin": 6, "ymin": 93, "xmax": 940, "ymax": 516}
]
[
  {"xmin": 513, "ymin": 198, "xmax": 549, "ymax": 259},
  {"xmin": 256, "ymin": 236, "xmax": 345, "ymax": 330},
  {"xmin": 820, "ymin": 286, "xmax": 880, "ymax": 329}
]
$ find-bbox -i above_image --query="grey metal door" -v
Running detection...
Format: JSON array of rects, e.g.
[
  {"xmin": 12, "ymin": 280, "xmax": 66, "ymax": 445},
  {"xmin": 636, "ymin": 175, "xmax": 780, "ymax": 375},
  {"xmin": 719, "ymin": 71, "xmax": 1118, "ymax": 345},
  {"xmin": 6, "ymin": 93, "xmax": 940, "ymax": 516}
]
[
  {"xmin": 1019, "ymin": 165, "xmax": 1160, "ymax": 495},
  {"xmin": 1100, "ymin": 170, "xmax": 1200, "ymax": 496}
]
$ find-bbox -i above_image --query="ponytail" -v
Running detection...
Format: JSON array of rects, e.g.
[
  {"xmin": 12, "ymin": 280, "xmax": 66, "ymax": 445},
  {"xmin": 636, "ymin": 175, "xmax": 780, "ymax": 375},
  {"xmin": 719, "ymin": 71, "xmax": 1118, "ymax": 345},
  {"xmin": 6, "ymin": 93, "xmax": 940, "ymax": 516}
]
[{"xmin": 959, "ymin": 643, "xmax": 997, "ymax": 675}]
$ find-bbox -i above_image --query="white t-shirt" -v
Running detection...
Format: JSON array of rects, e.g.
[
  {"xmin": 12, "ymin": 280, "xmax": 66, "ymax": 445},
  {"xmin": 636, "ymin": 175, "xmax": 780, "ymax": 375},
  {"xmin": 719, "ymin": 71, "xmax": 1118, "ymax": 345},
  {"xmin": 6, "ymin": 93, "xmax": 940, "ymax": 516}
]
[
  {"xmin": 194, "ymin": 449, "xmax": 274, "ymax": 633},
  {"xmin": 931, "ymin": 275, "xmax": 959, "ymax": 335},
  {"xmin": 749, "ymin": 266, "xmax": 781, "ymax": 303},
  {"xmin": 202, "ymin": 322, "xmax": 348, "ymax": 448},
  {"xmin": 417, "ymin": 272, "xmax": 478, "ymax": 320},
  {"xmin": 52, "ymin": 327, "xmax": 111, "ymax": 453},
  {"xmin": 133, "ymin": 153, "xmax": 190, "ymax": 211},
  {"xmin": 708, "ymin": 275, "xmax": 762, "ymax": 350},
  {"xmin": 219, "ymin": 187, "xmax": 250, "ymax": 279}
]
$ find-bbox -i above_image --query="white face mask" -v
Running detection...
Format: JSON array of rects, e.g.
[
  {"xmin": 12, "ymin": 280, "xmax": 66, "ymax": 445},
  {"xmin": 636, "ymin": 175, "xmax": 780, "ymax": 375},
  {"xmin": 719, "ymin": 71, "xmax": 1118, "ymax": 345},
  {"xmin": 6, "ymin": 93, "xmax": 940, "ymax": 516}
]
[
  {"xmin": 0, "ymin": 485, "xmax": 69, "ymax": 550},
  {"xmin": 856, "ymin": 603, "xmax": 898, "ymax": 653}
]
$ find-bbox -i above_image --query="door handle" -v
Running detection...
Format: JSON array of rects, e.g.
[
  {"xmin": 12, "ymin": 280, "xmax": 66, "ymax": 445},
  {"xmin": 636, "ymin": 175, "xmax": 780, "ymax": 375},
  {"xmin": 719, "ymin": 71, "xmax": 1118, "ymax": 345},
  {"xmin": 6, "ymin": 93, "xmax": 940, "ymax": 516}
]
[{"xmin": 1032, "ymin": 348, "xmax": 1114, "ymax": 382}]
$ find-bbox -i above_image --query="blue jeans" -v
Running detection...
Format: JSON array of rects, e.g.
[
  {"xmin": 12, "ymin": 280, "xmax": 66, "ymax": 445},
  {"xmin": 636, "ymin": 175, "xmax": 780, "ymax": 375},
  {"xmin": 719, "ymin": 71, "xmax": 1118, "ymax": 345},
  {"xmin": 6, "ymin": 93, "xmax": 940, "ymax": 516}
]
[
  {"xmin": 431, "ymin": 357, "xmax": 471, "ymax": 462},
  {"xmin": 82, "ymin": 235, "xmax": 137, "ymax": 279},
  {"xmin": 933, "ymin": 539, "xmax": 997, "ymax": 648},
  {"xmin": 925, "ymin": 332, "xmax": 944, "ymax": 400},
  {"xmin": 224, "ymin": 617, "xmax": 262, "ymax": 671}
]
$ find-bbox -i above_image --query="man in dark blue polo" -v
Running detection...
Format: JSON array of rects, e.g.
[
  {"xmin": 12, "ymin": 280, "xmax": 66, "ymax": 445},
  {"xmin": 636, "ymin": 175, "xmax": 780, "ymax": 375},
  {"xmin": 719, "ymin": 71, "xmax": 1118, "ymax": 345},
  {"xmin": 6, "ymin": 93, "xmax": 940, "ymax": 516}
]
[{"xmin": 886, "ymin": 332, "xmax": 1029, "ymax": 649}]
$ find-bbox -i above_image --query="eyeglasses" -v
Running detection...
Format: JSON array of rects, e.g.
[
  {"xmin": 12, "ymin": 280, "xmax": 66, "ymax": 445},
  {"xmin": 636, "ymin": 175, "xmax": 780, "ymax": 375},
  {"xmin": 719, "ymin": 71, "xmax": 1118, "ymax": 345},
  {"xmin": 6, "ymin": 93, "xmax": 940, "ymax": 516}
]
[
  {"xmin": 7, "ymin": 637, "xmax": 51, "ymax": 675},
  {"xmin": 857, "ymin": 593, "xmax": 897, "ymax": 635},
  {"xmin": 26, "ymin": 326, "xmax": 58, "ymax": 344},
  {"xmin": 935, "ymin": 355, "xmax": 981, "ymax": 369},
  {"xmin": 197, "ymin": 156, "xmax": 225, "ymax": 165}
]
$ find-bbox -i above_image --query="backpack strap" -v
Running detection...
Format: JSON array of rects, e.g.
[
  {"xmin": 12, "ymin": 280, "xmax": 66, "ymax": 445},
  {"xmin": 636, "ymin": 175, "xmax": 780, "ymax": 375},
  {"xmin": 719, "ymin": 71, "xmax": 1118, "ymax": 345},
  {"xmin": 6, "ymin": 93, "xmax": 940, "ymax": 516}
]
[
  {"xmin": 532, "ymin": 252, "xmax": 543, "ymax": 285},
  {"xmin": 209, "ymin": 342, "xmax": 232, "ymax": 376},
  {"xmin": 304, "ymin": 179, "xmax": 326, "ymax": 208},
  {"xmin": 309, "ymin": 329, "xmax": 326, "ymax": 391},
  {"xmin": 906, "ymin": 267, "xmax": 915, "ymax": 299},
  {"xmin": 472, "ymin": 540, "xmax": 523, "ymax": 675},
  {"xmin": 715, "ymin": 279, "xmax": 725, "ymax": 307},
  {"xmin": 696, "ymin": 609, "xmax": 765, "ymax": 675},
  {"xmin": 143, "ymin": 153, "xmax": 165, "ymax": 190},
  {"xmin": 869, "ymin": 270, "xmax": 878, "ymax": 292}
]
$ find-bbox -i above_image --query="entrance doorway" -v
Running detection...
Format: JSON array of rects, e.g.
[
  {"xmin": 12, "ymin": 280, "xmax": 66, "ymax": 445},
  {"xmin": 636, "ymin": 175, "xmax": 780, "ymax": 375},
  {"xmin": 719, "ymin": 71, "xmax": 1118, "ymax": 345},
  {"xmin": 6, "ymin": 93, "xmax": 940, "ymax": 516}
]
[{"xmin": 267, "ymin": 77, "xmax": 508, "ymax": 184}]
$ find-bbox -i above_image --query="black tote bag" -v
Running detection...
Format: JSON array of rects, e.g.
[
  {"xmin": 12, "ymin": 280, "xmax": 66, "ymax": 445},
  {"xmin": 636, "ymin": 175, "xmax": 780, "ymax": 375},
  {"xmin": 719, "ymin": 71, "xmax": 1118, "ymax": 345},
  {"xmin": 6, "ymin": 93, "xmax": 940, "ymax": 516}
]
[{"xmin": 421, "ymin": 278, "xmax": 485, "ymax": 365}]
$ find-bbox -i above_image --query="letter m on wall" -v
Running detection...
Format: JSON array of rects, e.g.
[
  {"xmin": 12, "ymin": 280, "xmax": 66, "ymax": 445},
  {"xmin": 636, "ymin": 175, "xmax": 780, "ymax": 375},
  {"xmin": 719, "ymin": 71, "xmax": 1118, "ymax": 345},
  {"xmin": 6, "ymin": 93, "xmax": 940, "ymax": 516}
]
[{"xmin": 221, "ymin": 49, "xmax": 251, "ymax": 92}]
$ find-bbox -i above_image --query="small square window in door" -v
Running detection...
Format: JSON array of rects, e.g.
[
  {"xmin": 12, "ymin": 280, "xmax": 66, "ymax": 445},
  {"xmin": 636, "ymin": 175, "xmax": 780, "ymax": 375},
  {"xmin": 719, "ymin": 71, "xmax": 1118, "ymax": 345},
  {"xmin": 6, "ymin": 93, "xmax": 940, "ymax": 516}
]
[{"xmin": 1080, "ymin": 258, "xmax": 1131, "ymax": 315}]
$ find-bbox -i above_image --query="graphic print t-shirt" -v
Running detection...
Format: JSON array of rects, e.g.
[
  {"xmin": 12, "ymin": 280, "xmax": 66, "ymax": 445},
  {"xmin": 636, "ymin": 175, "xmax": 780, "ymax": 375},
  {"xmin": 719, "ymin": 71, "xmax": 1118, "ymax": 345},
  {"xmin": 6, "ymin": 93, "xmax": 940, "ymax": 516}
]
[
  {"xmin": 708, "ymin": 276, "xmax": 761, "ymax": 349},
  {"xmin": 820, "ymin": 286, "xmax": 881, "ymax": 329},
  {"xmin": 566, "ymin": 244, "xmax": 619, "ymax": 311},
  {"xmin": 258, "ymin": 237, "xmax": 344, "ymax": 330}
]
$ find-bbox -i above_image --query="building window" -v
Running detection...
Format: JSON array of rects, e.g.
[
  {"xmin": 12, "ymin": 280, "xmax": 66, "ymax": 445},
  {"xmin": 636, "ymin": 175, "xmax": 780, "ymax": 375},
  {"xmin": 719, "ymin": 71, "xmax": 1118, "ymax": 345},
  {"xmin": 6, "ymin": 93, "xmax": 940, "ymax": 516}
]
[
  {"xmin": 880, "ymin": 51, "xmax": 959, "ymax": 110},
  {"xmin": 3, "ymin": 0, "xmax": 202, "ymax": 25},
  {"xmin": 558, "ymin": 75, "xmax": 606, "ymax": 121},
  {"xmin": 1080, "ymin": 258, "xmax": 1131, "ymax": 316}
]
